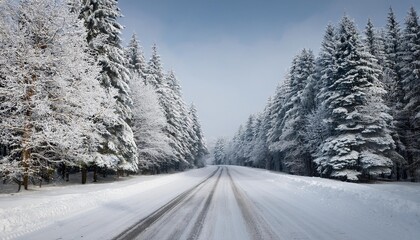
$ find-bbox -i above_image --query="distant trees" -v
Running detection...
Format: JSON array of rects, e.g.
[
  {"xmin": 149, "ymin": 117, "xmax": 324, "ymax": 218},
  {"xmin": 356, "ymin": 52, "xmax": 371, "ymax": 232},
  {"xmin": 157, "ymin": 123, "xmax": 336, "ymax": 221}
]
[
  {"xmin": 224, "ymin": 8, "xmax": 420, "ymax": 182},
  {"xmin": 0, "ymin": 0, "xmax": 208, "ymax": 190},
  {"xmin": 213, "ymin": 138, "xmax": 227, "ymax": 165},
  {"xmin": 125, "ymin": 36, "xmax": 208, "ymax": 172}
]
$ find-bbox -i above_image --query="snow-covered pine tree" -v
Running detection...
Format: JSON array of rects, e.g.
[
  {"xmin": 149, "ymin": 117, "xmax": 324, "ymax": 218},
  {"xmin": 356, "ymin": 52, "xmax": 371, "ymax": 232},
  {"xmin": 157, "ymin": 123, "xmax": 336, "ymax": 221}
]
[
  {"xmin": 303, "ymin": 25, "xmax": 337, "ymax": 175},
  {"xmin": 267, "ymin": 80, "xmax": 291, "ymax": 171},
  {"xmin": 225, "ymin": 125, "xmax": 244, "ymax": 166},
  {"xmin": 0, "ymin": 0, "xmax": 113, "ymax": 189},
  {"xmin": 315, "ymin": 16, "xmax": 398, "ymax": 181},
  {"xmin": 146, "ymin": 44, "xmax": 165, "ymax": 87},
  {"xmin": 400, "ymin": 7, "xmax": 420, "ymax": 180},
  {"xmin": 166, "ymin": 71, "xmax": 198, "ymax": 168},
  {"xmin": 189, "ymin": 104, "xmax": 209, "ymax": 167},
  {"xmin": 242, "ymin": 114, "xmax": 256, "ymax": 166},
  {"xmin": 168, "ymin": 71, "xmax": 198, "ymax": 167},
  {"xmin": 155, "ymin": 71, "xmax": 188, "ymax": 170},
  {"xmin": 125, "ymin": 33, "xmax": 147, "ymax": 80},
  {"xmin": 248, "ymin": 110, "xmax": 271, "ymax": 168},
  {"xmin": 79, "ymin": 0, "xmax": 138, "ymax": 174},
  {"xmin": 276, "ymin": 49, "xmax": 315, "ymax": 175},
  {"xmin": 259, "ymin": 98, "xmax": 275, "ymax": 169},
  {"xmin": 316, "ymin": 24, "xmax": 337, "ymax": 106},
  {"xmin": 364, "ymin": 19, "xmax": 386, "ymax": 67},
  {"xmin": 129, "ymin": 73, "xmax": 173, "ymax": 173},
  {"xmin": 213, "ymin": 138, "xmax": 226, "ymax": 165},
  {"xmin": 383, "ymin": 8, "xmax": 405, "ymax": 113}
]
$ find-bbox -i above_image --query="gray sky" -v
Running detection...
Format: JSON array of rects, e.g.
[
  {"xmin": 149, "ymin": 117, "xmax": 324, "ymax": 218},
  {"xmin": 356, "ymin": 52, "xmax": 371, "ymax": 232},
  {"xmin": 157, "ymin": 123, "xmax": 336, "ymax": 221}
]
[{"xmin": 119, "ymin": 0, "xmax": 420, "ymax": 142}]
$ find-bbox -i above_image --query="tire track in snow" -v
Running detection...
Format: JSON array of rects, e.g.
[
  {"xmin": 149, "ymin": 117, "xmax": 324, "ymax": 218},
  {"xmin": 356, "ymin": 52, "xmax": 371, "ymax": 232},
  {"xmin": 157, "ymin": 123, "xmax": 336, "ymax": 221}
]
[
  {"xmin": 138, "ymin": 167, "xmax": 224, "ymax": 240},
  {"xmin": 227, "ymin": 167, "xmax": 278, "ymax": 240},
  {"xmin": 112, "ymin": 167, "xmax": 220, "ymax": 240},
  {"xmin": 187, "ymin": 167, "xmax": 224, "ymax": 240}
]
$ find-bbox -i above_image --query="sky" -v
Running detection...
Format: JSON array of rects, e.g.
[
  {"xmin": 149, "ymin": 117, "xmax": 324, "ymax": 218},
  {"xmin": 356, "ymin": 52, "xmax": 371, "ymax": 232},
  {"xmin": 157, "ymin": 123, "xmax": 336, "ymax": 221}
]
[{"xmin": 118, "ymin": 0, "xmax": 420, "ymax": 142}]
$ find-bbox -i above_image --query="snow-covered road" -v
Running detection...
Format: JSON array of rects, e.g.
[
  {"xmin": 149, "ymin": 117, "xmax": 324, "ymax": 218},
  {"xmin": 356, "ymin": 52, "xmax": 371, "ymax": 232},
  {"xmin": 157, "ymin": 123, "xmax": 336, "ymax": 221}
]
[{"xmin": 1, "ymin": 165, "xmax": 420, "ymax": 240}]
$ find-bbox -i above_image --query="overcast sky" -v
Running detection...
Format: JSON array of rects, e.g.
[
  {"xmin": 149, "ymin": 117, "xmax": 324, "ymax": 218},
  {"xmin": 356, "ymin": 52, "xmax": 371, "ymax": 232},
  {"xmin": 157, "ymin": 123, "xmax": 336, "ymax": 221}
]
[{"xmin": 119, "ymin": 0, "xmax": 420, "ymax": 142}]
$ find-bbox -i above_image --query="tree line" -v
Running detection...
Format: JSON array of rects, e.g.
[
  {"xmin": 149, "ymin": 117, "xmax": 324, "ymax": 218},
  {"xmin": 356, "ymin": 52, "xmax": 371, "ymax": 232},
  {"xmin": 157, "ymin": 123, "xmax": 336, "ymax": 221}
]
[
  {"xmin": 215, "ymin": 7, "xmax": 420, "ymax": 182},
  {"xmin": 0, "ymin": 0, "xmax": 208, "ymax": 191}
]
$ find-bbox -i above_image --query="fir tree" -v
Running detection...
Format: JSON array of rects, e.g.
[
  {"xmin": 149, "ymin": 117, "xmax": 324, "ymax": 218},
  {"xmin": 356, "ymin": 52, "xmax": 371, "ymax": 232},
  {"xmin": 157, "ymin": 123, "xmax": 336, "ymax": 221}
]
[
  {"xmin": 400, "ymin": 7, "xmax": 420, "ymax": 180},
  {"xmin": 277, "ymin": 49, "xmax": 315, "ymax": 175},
  {"xmin": 146, "ymin": 44, "xmax": 164, "ymax": 87},
  {"xmin": 189, "ymin": 104, "xmax": 209, "ymax": 167},
  {"xmin": 125, "ymin": 33, "xmax": 147, "ymax": 80},
  {"xmin": 315, "ymin": 16, "xmax": 397, "ymax": 181},
  {"xmin": 79, "ymin": 0, "xmax": 138, "ymax": 173}
]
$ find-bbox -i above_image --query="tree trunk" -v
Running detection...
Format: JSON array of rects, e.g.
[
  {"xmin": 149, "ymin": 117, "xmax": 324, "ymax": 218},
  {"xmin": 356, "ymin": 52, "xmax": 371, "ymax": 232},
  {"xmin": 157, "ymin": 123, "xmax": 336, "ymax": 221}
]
[
  {"xmin": 17, "ymin": 181, "xmax": 22, "ymax": 192},
  {"xmin": 93, "ymin": 165, "xmax": 97, "ymax": 182},
  {"xmin": 22, "ymin": 148, "xmax": 30, "ymax": 190},
  {"xmin": 81, "ymin": 165, "xmax": 87, "ymax": 184},
  {"xmin": 22, "ymin": 74, "xmax": 36, "ymax": 190}
]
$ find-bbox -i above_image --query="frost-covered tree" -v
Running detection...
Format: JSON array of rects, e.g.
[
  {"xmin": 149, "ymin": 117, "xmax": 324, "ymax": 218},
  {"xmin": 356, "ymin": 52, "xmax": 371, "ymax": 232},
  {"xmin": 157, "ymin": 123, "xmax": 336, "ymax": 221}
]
[
  {"xmin": 79, "ymin": 0, "xmax": 138, "ymax": 173},
  {"xmin": 0, "ymin": 0, "xmax": 113, "ymax": 189},
  {"xmin": 363, "ymin": 19, "xmax": 386, "ymax": 67},
  {"xmin": 146, "ymin": 44, "xmax": 165, "ymax": 88},
  {"xmin": 248, "ymin": 108, "xmax": 271, "ymax": 169},
  {"xmin": 225, "ymin": 125, "xmax": 245, "ymax": 166},
  {"xmin": 276, "ymin": 49, "xmax": 315, "ymax": 175},
  {"xmin": 125, "ymin": 33, "xmax": 147, "ymax": 80},
  {"xmin": 189, "ymin": 104, "xmax": 208, "ymax": 167},
  {"xmin": 213, "ymin": 138, "xmax": 226, "ymax": 165},
  {"xmin": 400, "ymin": 7, "xmax": 420, "ymax": 180},
  {"xmin": 142, "ymin": 45, "xmax": 206, "ymax": 171},
  {"xmin": 316, "ymin": 24, "xmax": 337, "ymax": 106},
  {"xmin": 156, "ymin": 71, "xmax": 190, "ymax": 169},
  {"xmin": 267, "ymin": 80, "xmax": 291, "ymax": 171},
  {"xmin": 129, "ymin": 73, "xmax": 173, "ymax": 173},
  {"xmin": 315, "ymin": 16, "xmax": 398, "ymax": 181},
  {"xmin": 240, "ymin": 115, "xmax": 256, "ymax": 166},
  {"xmin": 382, "ymin": 8, "xmax": 405, "ymax": 117}
]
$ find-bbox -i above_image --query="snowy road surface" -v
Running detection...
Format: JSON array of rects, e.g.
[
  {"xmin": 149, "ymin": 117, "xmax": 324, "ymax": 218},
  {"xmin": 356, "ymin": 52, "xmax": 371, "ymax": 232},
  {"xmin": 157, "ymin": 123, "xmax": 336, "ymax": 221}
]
[{"xmin": 1, "ymin": 166, "xmax": 420, "ymax": 240}]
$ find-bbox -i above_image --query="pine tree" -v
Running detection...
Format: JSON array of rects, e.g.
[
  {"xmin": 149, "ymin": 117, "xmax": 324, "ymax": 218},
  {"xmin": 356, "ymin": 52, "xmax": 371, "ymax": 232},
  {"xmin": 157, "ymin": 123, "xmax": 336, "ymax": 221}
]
[
  {"xmin": 383, "ymin": 8, "xmax": 405, "ymax": 109},
  {"xmin": 303, "ymin": 25, "xmax": 338, "ymax": 176},
  {"xmin": 165, "ymin": 71, "xmax": 196, "ymax": 167},
  {"xmin": 315, "ymin": 16, "xmax": 398, "ymax": 181},
  {"xmin": 125, "ymin": 33, "xmax": 147, "ymax": 80},
  {"xmin": 267, "ymin": 80, "xmax": 291, "ymax": 171},
  {"xmin": 189, "ymin": 104, "xmax": 209, "ymax": 167},
  {"xmin": 316, "ymin": 24, "xmax": 337, "ymax": 106},
  {"xmin": 79, "ymin": 0, "xmax": 138, "ymax": 174},
  {"xmin": 276, "ymin": 49, "xmax": 315, "ymax": 175},
  {"xmin": 248, "ymin": 109, "xmax": 271, "ymax": 169},
  {"xmin": 400, "ymin": 7, "xmax": 420, "ymax": 180},
  {"xmin": 213, "ymin": 138, "xmax": 226, "ymax": 165},
  {"xmin": 146, "ymin": 44, "xmax": 165, "ymax": 87},
  {"xmin": 156, "ymin": 71, "xmax": 188, "ymax": 169},
  {"xmin": 242, "ymin": 114, "xmax": 256, "ymax": 166},
  {"xmin": 364, "ymin": 19, "xmax": 386, "ymax": 66}
]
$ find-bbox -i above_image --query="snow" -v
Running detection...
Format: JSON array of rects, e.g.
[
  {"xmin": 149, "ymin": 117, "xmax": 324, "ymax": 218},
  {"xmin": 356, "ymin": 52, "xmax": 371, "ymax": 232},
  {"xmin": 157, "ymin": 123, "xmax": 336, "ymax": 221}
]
[
  {"xmin": 0, "ymin": 168, "xmax": 215, "ymax": 239},
  {"xmin": 1, "ymin": 166, "xmax": 420, "ymax": 240}
]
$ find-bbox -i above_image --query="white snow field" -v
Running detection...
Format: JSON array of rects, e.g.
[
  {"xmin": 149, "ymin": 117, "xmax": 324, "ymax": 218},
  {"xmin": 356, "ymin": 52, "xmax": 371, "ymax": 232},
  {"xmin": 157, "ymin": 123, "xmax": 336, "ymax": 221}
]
[{"xmin": 1, "ymin": 165, "xmax": 420, "ymax": 240}]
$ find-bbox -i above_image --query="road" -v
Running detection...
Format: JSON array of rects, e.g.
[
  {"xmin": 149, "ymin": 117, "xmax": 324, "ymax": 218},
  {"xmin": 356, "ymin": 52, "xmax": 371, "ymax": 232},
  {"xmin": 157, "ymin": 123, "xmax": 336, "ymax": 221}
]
[
  {"xmin": 112, "ymin": 166, "xmax": 420, "ymax": 240},
  {"xmin": 8, "ymin": 165, "xmax": 420, "ymax": 240},
  {"xmin": 114, "ymin": 166, "xmax": 276, "ymax": 240}
]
